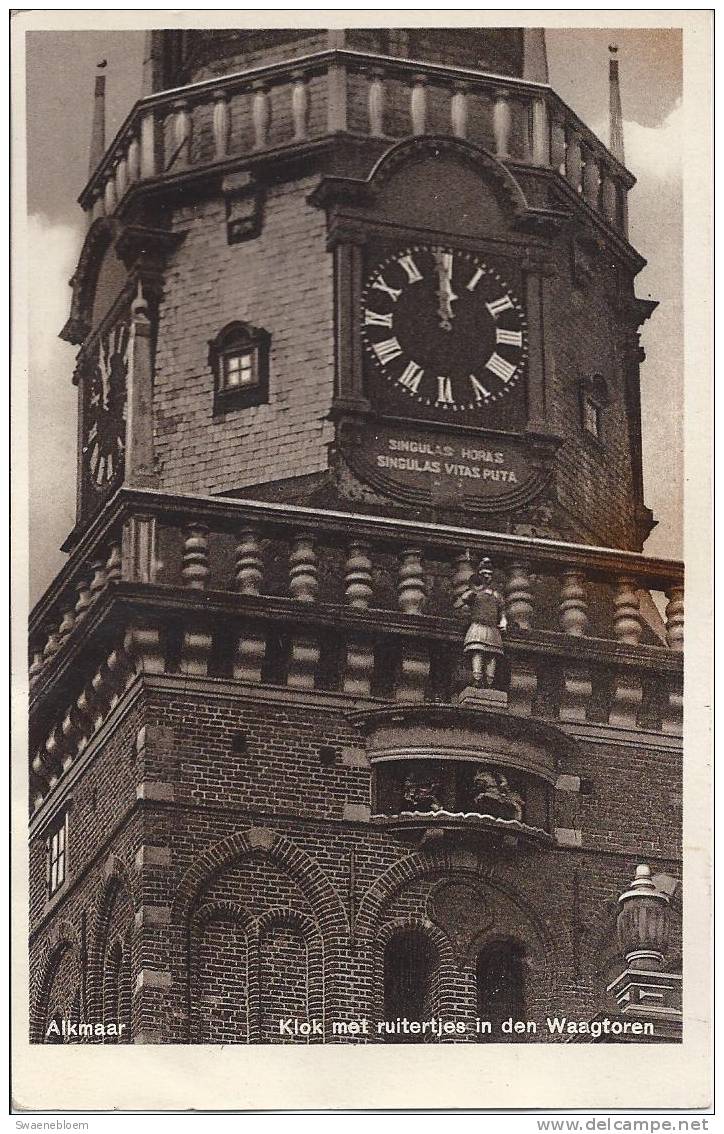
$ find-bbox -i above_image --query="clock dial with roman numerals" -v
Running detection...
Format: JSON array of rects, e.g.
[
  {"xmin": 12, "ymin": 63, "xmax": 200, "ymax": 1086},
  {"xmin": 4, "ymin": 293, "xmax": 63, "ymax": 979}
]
[
  {"xmin": 361, "ymin": 245, "xmax": 528, "ymax": 424},
  {"xmin": 82, "ymin": 321, "xmax": 129, "ymax": 496}
]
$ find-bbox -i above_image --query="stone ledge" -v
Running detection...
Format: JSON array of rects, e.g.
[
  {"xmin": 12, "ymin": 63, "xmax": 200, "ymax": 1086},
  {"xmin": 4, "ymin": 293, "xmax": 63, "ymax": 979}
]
[
  {"xmin": 136, "ymin": 781, "xmax": 175, "ymax": 803},
  {"xmin": 555, "ymin": 826, "xmax": 583, "ymax": 848},
  {"xmin": 343, "ymin": 802, "xmax": 371, "ymax": 823},
  {"xmin": 135, "ymin": 969, "xmax": 173, "ymax": 993},
  {"xmin": 135, "ymin": 905, "xmax": 172, "ymax": 929},
  {"xmin": 135, "ymin": 844, "xmax": 172, "ymax": 870}
]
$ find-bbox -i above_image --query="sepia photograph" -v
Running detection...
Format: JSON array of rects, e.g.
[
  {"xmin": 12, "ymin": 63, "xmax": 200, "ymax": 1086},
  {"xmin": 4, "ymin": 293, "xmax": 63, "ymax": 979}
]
[{"xmin": 13, "ymin": 8, "xmax": 712, "ymax": 1113}]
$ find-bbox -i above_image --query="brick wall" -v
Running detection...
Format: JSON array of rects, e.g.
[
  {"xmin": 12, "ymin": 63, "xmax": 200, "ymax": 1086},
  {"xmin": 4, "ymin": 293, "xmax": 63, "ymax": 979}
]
[
  {"xmin": 29, "ymin": 681, "xmax": 681, "ymax": 1044},
  {"xmin": 153, "ymin": 177, "xmax": 334, "ymax": 497}
]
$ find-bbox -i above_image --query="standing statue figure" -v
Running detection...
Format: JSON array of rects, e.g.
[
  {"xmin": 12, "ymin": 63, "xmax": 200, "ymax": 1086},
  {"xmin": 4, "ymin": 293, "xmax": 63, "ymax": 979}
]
[{"xmin": 458, "ymin": 557, "xmax": 507, "ymax": 687}]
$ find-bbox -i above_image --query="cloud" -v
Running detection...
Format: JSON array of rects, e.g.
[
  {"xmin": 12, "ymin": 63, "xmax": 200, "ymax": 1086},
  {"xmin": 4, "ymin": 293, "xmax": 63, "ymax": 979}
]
[
  {"xmin": 592, "ymin": 100, "xmax": 682, "ymax": 184},
  {"xmin": 26, "ymin": 213, "xmax": 83, "ymax": 603}
]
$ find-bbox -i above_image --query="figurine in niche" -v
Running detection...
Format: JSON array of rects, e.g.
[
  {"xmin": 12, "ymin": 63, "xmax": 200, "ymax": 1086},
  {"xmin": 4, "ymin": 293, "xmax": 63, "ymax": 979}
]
[
  {"xmin": 472, "ymin": 767, "xmax": 524, "ymax": 822},
  {"xmin": 458, "ymin": 557, "xmax": 507, "ymax": 687},
  {"xmin": 402, "ymin": 771, "xmax": 442, "ymax": 813}
]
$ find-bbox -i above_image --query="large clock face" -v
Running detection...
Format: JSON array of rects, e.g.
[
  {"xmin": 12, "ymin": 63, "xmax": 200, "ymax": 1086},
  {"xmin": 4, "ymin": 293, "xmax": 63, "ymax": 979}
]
[
  {"xmin": 361, "ymin": 245, "xmax": 528, "ymax": 422},
  {"xmin": 83, "ymin": 322, "xmax": 129, "ymax": 494}
]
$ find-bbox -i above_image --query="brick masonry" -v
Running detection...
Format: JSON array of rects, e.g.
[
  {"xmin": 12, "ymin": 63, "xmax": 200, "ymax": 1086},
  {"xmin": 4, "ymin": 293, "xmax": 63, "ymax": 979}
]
[
  {"xmin": 30, "ymin": 30, "xmax": 681, "ymax": 1048},
  {"xmin": 29, "ymin": 681, "xmax": 681, "ymax": 1044}
]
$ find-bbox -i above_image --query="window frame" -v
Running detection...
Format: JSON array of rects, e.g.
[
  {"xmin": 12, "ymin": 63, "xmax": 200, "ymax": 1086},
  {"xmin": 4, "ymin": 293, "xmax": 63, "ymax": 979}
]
[
  {"xmin": 46, "ymin": 810, "xmax": 69, "ymax": 899},
  {"xmin": 209, "ymin": 321, "xmax": 271, "ymax": 414},
  {"xmin": 579, "ymin": 373, "xmax": 610, "ymax": 447}
]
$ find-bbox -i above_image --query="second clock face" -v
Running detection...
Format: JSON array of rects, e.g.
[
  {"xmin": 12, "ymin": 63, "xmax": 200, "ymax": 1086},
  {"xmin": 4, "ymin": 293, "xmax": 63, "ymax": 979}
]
[
  {"xmin": 83, "ymin": 321, "xmax": 129, "ymax": 495},
  {"xmin": 361, "ymin": 245, "xmax": 528, "ymax": 420}
]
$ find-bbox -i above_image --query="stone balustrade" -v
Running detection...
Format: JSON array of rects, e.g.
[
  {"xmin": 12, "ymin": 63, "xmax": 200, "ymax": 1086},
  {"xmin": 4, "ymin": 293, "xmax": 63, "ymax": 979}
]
[
  {"xmin": 28, "ymin": 489, "xmax": 683, "ymax": 809},
  {"xmin": 80, "ymin": 49, "xmax": 632, "ymax": 236}
]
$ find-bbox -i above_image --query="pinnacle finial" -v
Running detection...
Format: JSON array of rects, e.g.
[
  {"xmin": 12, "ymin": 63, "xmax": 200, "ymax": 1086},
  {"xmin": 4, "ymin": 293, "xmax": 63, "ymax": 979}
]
[
  {"xmin": 132, "ymin": 279, "xmax": 148, "ymax": 320},
  {"xmin": 89, "ymin": 64, "xmax": 107, "ymax": 179},
  {"xmin": 608, "ymin": 43, "xmax": 625, "ymax": 163}
]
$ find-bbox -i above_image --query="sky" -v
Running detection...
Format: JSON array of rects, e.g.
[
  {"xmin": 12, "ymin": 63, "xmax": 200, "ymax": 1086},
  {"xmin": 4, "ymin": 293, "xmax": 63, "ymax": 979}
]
[{"xmin": 23, "ymin": 25, "xmax": 683, "ymax": 603}]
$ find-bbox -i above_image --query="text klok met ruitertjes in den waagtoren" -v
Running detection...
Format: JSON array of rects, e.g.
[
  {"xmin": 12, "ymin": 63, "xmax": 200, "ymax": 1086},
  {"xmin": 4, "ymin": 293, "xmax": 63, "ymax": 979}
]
[{"xmin": 277, "ymin": 1016, "xmax": 656, "ymax": 1038}]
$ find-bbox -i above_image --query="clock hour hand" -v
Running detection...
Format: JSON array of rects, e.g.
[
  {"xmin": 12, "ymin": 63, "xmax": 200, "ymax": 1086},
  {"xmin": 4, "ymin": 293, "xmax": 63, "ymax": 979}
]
[
  {"xmin": 98, "ymin": 343, "xmax": 111, "ymax": 412},
  {"xmin": 433, "ymin": 250, "xmax": 458, "ymax": 331}
]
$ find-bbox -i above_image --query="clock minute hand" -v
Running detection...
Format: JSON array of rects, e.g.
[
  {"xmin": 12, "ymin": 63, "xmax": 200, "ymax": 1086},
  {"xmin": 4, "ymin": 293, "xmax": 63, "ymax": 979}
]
[{"xmin": 434, "ymin": 252, "xmax": 458, "ymax": 331}]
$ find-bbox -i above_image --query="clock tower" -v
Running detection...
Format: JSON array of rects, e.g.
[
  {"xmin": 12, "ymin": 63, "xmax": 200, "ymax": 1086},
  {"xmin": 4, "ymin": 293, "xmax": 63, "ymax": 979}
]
[{"xmin": 29, "ymin": 27, "xmax": 683, "ymax": 1060}]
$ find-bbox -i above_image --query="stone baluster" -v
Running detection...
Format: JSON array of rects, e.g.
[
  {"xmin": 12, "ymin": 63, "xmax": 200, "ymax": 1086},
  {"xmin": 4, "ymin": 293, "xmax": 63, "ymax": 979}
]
[
  {"xmin": 42, "ymin": 625, "xmax": 62, "ymax": 661},
  {"xmin": 398, "ymin": 548, "xmax": 426, "ymax": 615},
  {"xmin": 91, "ymin": 193, "xmax": 105, "ymax": 222},
  {"xmin": 559, "ymin": 669, "xmax": 593, "ymax": 723},
  {"xmin": 182, "ymin": 523, "xmax": 210, "ymax": 590},
  {"xmin": 582, "ymin": 147, "xmax": 600, "ymax": 208},
  {"xmin": 343, "ymin": 634, "xmax": 375, "ymax": 698},
  {"xmin": 289, "ymin": 535, "xmax": 318, "ymax": 603},
  {"xmin": 450, "ymin": 83, "xmax": 468, "ymax": 139},
  {"xmin": 505, "ymin": 562, "xmax": 534, "ymax": 630},
  {"xmin": 140, "ymin": 109, "xmax": 157, "ymax": 178},
  {"xmin": 124, "ymin": 624, "xmax": 165, "ymax": 674},
  {"xmin": 291, "ymin": 71, "xmax": 310, "ymax": 141},
  {"xmin": 609, "ymin": 671, "xmax": 644, "ymax": 729},
  {"xmin": 57, "ymin": 605, "xmax": 76, "ymax": 645},
  {"xmin": 74, "ymin": 573, "xmax": 93, "ymax": 621},
  {"xmin": 88, "ymin": 557, "xmax": 108, "ymax": 604},
  {"xmin": 559, "ymin": 571, "xmax": 589, "ymax": 637},
  {"xmin": 252, "ymin": 82, "xmax": 272, "ymax": 149},
  {"xmin": 601, "ymin": 174, "xmax": 618, "ymax": 226},
  {"xmin": 234, "ymin": 621, "xmax": 266, "ymax": 684},
  {"xmin": 212, "ymin": 89, "xmax": 231, "ymax": 160},
  {"xmin": 344, "ymin": 541, "xmax": 373, "ymax": 610},
  {"xmin": 508, "ymin": 662, "xmax": 538, "ymax": 717},
  {"xmin": 234, "ymin": 528, "xmax": 263, "ymax": 596},
  {"xmin": 103, "ymin": 174, "xmax": 117, "ymax": 216},
  {"xmin": 410, "ymin": 75, "xmax": 427, "ymax": 135},
  {"xmin": 287, "ymin": 638, "xmax": 320, "ymax": 690},
  {"xmin": 29, "ymin": 651, "xmax": 44, "ymax": 680},
  {"xmin": 530, "ymin": 96, "xmax": 550, "ymax": 165},
  {"xmin": 106, "ymin": 541, "xmax": 123, "ymax": 584},
  {"xmin": 665, "ymin": 586, "xmax": 684, "ymax": 651},
  {"xmin": 287, "ymin": 533, "xmax": 320, "ymax": 688},
  {"xmin": 451, "ymin": 550, "xmax": 474, "ymax": 608},
  {"xmin": 124, "ymin": 513, "xmax": 158, "ymax": 583},
  {"xmin": 396, "ymin": 647, "xmax": 430, "ymax": 705},
  {"xmin": 44, "ymin": 725, "xmax": 66, "ymax": 781},
  {"xmin": 550, "ymin": 116, "xmax": 567, "ymax": 175},
  {"xmin": 343, "ymin": 541, "xmax": 374, "ymax": 696},
  {"xmin": 127, "ymin": 132, "xmax": 140, "ymax": 183},
  {"xmin": 180, "ymin": 627, "xmax": 213, "ymax": 677},
  {"xmin": 565, "ymin": 130, "xmax": 583, "ymax": 193},
  {"xmin": 115, "ymin": 154, "xmax": 128, "ymax": 202},
  {"xmin": 367, "ymin": 69, "xmax": 385, "ymax": 136},
  {"xmin": 172, "ymin": 100, "xmax": 192, "ymax": 167},
  {"xmin": 662, "ymin": 682, "xmax": 683, "ymax": 735},
  {"xmin": 493, "ymin": 91, "xmax": 512, "ymax": 157},
  {"xmin": 613, "ymin": 575, "xmax": 642, "ymax": 646}
]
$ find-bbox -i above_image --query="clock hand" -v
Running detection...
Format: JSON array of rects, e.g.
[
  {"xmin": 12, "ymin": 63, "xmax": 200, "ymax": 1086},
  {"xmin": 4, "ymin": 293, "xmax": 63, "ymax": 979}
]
[
  {"xmin": 98, "ymin": 342, "xmax": 111, "ymax": 412},
  {"xmin": 433, "ymin": 251, "xmax": 458, "ymax": 331}
]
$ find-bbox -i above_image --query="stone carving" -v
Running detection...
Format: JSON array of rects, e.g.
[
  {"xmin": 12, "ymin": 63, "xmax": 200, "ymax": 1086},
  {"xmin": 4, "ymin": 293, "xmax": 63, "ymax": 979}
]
[
  {"xmin": 457, "ymin": 558, "xmax": 507, "ymax": 686},
  {"xmin": 401, "ymin": 770, "xmax": 442, "ymax": 813},
  {"xmin": 472, "ymin": 767, "xmax": 524, "ymax": 822}
]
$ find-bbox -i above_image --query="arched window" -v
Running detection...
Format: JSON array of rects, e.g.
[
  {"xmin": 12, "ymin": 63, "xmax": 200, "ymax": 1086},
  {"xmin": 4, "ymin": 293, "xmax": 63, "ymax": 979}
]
[
  {"xmin": 208, "ymin": 321, "xmax": 271, "ymax": 413},
  {"xmin": 382, "ymin": 930, "xmax": 436, "ymax": 1041},
  {"xmin": 476, "ymin": 941, "xmax": 525, "ymax": 1038},
  {"xmin": 579, "ymin": 374, "xmax": 610, "ymax": 444}
]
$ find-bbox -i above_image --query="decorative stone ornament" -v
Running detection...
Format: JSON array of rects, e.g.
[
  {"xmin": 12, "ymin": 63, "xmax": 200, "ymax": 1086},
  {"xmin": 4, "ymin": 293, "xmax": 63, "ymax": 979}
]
[{"xmin": 616, "ymin": 864, "xmax": 670, "ymax": 971}]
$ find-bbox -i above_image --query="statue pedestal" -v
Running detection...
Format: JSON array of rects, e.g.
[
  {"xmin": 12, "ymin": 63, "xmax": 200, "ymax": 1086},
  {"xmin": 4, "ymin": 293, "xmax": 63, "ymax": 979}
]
[{"xmin": 457, "ymin": 686, "xmax": 508, "ymax": 710}]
